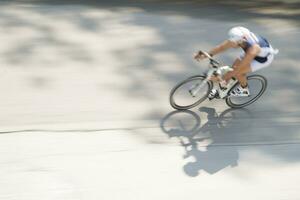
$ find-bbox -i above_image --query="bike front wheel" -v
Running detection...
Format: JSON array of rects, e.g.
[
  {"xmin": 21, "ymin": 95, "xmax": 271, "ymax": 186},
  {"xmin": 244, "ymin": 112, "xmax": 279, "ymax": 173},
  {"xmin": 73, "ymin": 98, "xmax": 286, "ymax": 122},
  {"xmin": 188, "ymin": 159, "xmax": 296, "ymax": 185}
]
[
  {"xmin": 170, "ymin": 75, "xmax": 213, "ymax": 110},
  {"xmin": 225, "ymin": 74, "xmax": 267, "ymax": 108}
]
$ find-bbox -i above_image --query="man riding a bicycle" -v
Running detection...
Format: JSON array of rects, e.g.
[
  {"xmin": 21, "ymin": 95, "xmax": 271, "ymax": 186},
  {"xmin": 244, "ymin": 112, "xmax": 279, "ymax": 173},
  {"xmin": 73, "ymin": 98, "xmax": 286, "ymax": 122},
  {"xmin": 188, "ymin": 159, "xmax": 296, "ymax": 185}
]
[{"xmin": 194, "ymin": 26, "xmax": 278, "ymax": 98}]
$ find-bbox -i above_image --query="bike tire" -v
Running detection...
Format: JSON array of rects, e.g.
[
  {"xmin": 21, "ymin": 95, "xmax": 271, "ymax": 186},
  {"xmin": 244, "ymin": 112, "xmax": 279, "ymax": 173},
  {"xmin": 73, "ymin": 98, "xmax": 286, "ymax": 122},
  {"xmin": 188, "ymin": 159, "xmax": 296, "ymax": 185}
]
[
  {"xmin": 169, "ymin": 75, "xmax": 213, "ymax": 110},
  {"xmin": 225, "ymin": 74, "xmax": 267, "ymax": 108}
]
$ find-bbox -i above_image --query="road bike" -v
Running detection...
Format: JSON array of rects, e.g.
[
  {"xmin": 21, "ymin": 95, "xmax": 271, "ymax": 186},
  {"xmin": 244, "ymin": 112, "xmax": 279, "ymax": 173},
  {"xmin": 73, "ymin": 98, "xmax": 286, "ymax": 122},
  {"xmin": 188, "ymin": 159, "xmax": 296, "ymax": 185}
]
[{"xmin": 169, "ymin": 51, "xmax": 267, "ymax": 110}]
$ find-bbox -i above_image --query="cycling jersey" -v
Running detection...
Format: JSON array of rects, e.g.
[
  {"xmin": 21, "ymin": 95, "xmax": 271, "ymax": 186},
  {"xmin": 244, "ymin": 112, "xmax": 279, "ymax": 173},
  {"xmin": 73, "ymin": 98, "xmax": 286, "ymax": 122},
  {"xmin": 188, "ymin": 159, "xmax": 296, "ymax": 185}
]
[
  {"xmin": 238, "ymin": 32, "xmax": 278, "ymax": 72},
  {"xmin": 242, "ymin": 32, "xmax": 271, "ymax": 63}
]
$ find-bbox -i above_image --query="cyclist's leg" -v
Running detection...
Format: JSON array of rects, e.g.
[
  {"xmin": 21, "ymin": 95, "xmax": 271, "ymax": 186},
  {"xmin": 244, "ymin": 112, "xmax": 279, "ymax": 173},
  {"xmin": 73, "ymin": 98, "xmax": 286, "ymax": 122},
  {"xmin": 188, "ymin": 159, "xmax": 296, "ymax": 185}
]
[
  {"xmin": 223, "ymin": 58, "xmax": 251, "ymax": 87},
  {"xmin": 209, "ymin": 75, "xmax": 221, "ymax": 82},
  {"xmin": 235, "ymin": 64, "xmax": 251, "ymax": 87},
  {"xmin": 225, "ymin": 53, "xmax": 274, "ymax": 95},
  {"xmin": 235, "ymin": 72, "xmax": 249, "ymax": 87},
  {"xmin": 223, "ymin": 58, "xmax": 241, "ymax": 82}
]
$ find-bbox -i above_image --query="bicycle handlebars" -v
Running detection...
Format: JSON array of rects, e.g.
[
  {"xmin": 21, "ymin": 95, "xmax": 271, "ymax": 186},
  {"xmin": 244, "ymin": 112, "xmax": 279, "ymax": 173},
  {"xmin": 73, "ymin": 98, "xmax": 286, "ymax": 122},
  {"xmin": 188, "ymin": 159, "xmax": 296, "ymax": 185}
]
[{"xmin": 198, "ymin": 50, "xmax": 220, "ymax": 67}]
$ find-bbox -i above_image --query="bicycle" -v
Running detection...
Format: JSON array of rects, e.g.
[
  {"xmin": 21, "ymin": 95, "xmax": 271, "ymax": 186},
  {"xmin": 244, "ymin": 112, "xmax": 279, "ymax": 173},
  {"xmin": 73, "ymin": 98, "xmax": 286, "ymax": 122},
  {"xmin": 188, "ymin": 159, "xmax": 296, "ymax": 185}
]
[{"xmin": 169, "ymin": 51, "xmax": 267, "ymax": 110}]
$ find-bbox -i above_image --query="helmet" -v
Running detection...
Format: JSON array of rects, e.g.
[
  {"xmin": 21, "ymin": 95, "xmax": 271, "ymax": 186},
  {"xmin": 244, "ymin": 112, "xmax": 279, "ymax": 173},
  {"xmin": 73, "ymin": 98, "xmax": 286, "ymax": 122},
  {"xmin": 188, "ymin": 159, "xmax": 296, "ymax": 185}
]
[{"xmin": 228, "ymin": 26, "xmax": 250, "ymax": 42}]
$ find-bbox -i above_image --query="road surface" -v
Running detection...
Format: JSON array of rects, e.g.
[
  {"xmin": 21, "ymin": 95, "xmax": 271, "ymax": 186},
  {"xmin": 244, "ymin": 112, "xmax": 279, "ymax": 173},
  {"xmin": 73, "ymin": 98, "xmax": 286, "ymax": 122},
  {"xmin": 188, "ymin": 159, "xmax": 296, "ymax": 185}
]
[{"xmin": 0, "ymin": 1, "xmax": 300, "ymax": 200}]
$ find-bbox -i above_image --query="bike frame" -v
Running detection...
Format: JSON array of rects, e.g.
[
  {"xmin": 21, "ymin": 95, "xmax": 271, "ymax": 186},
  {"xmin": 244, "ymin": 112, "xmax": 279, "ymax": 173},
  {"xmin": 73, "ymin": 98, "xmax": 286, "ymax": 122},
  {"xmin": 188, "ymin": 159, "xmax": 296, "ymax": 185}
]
[{"xmin": 190, "ymin": 51, "xmax": 238, "ymax": 99}]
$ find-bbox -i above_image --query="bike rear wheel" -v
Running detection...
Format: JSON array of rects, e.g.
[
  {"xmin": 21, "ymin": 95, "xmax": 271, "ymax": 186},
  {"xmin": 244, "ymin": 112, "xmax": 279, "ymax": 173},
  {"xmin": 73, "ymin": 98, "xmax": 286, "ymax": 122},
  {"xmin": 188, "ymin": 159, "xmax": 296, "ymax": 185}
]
[
  {"xmin": 170, "ymin": 75, "xmax": 213, "ymax": 110},
  {"xmin": 225, "ymin": 74, "xmax": 267, "ymax": 108}
]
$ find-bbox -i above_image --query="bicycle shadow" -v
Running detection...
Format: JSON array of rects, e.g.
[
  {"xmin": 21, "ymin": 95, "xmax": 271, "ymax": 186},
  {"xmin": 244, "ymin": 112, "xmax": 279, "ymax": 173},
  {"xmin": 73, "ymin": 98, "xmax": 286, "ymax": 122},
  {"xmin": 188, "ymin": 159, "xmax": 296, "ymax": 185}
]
[{"xmin": 160, "ymin": 107, "xmax": 253, "ymax": 176}]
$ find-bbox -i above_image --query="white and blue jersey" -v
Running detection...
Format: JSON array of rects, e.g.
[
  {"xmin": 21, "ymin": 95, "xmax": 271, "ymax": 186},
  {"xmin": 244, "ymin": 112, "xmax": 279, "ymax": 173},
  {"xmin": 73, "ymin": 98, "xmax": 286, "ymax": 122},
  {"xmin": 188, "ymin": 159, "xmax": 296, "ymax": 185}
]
[
  {"xmin": 242, "ymin": 33, "xmax": 271, "ymax": 63},
  {"xmin": 239, "ymin": 32, "xmax": 278, "ymax": 72}
]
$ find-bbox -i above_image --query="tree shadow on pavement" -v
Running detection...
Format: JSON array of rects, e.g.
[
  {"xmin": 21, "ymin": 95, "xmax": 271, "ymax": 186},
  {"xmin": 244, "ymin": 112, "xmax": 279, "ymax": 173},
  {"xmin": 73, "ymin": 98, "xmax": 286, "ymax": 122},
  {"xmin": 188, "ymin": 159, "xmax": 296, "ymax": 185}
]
[
  {"xmin": 6, "ymin": 0, "xmax": 300, "ymax": 26},
  {"xmin": 0, "ymin": 0, "xmax": 300, "ymax": 164},
  {"xmin": 1, "ymin": 0, "xmax": 299, "ymax": 99}
]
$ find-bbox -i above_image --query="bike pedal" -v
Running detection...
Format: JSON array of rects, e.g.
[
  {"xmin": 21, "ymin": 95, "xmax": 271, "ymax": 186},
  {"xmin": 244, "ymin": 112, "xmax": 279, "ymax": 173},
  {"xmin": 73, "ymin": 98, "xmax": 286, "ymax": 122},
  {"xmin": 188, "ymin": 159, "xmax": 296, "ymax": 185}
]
[
  {"xmin": 208, "ymin": 90, "xmax": 219, "ymax": 100},
  {"xmin": 209, "ymin": 95, "xmax": 220, "ymax": 100}
]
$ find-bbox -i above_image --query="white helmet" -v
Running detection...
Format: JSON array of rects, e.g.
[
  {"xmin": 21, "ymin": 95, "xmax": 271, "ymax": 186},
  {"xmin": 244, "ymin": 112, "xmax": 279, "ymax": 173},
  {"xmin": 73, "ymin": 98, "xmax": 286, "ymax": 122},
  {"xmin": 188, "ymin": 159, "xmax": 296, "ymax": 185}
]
[{"xmin": 228, "ymin": 26, "xmax": 250, "ymax": 42}]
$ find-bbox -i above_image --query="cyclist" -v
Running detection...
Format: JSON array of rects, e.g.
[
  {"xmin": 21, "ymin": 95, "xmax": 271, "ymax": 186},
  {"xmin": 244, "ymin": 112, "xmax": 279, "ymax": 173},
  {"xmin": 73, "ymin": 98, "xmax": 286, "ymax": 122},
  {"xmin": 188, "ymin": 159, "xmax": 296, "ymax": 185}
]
[{"xmin": 194, "ymin": 26, "xmax": 278, "ymax": 98}]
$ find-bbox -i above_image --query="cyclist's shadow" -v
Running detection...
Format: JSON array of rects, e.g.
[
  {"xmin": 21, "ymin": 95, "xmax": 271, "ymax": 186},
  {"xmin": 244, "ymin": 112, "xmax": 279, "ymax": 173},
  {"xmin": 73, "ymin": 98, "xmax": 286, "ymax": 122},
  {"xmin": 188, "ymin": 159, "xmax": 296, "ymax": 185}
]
[{"xmin": 160, "ymin": 107, "xmax": 252, "ymax": 176}]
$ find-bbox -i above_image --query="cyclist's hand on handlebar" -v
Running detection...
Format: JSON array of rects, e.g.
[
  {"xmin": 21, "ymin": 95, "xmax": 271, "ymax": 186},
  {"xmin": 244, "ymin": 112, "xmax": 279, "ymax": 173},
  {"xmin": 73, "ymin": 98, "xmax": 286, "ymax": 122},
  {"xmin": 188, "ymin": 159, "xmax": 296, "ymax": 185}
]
[{"xmin": 194, "ymin": 51, "xmax": 207, "ymax": 61}]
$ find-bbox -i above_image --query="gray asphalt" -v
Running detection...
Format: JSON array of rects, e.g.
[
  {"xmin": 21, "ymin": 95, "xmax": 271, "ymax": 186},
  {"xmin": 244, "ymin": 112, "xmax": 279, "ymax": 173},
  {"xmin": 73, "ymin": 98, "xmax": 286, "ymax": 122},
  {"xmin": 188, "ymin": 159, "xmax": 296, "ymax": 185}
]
[{"xmin": 0, "ymin": 1, "xmax": 300, "ymax": 200}]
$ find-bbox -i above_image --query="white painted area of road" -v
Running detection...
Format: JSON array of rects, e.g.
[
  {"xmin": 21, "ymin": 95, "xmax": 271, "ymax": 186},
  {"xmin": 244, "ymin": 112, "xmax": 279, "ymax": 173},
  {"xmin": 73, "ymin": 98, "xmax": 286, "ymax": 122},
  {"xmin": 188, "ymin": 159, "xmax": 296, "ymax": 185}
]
[
  {"xmin": 0, "ymin": 2, "xmax": 300, "ymax": 200},
  {"xmin": 1, "ymin": 130, "xmax": 300, "ymax": 200}
]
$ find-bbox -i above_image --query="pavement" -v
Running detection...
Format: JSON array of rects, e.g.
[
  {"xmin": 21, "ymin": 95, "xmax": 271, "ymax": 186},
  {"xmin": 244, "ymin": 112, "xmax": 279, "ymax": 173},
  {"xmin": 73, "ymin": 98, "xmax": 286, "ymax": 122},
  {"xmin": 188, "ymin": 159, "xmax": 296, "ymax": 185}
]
[{"xmin": 0, "ymin": 1, "xmax": 300, "ymax": 200}]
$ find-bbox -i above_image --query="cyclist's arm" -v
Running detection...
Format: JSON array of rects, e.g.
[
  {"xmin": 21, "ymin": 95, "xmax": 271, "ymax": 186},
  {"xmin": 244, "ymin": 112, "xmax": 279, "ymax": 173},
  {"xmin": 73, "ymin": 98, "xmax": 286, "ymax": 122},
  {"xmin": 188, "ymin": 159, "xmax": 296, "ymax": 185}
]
[
  {"xmin": 235, "ymin": 44, "xmax": 261, "ymax": 72},
  {"xmin": 208, "ymin": 40, "xmax": 238, "ymax": 56}
]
